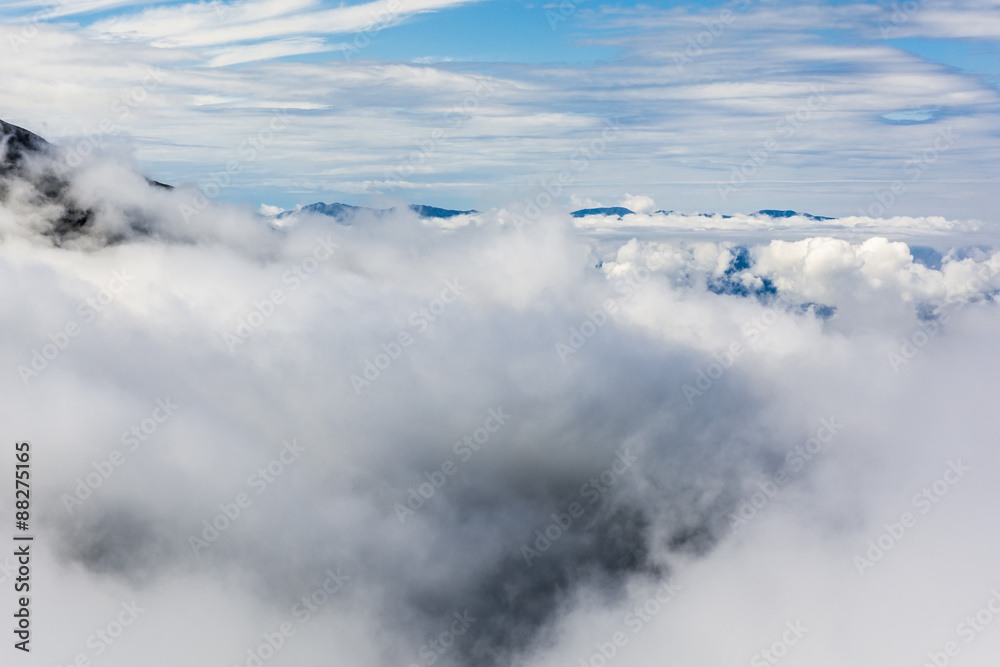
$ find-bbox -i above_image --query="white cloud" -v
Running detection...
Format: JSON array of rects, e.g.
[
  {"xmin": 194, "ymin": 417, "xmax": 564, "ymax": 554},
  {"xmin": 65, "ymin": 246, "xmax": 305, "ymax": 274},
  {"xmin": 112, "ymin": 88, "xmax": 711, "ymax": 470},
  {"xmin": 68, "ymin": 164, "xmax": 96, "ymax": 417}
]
[
  {"xmin": 3, "ymin": 142, "xmax": 1000, "ymax": 666},
  {"xmin": 620, "ymin": 193, "xmax": 655, "ymax": 213},
  {"xmin": 2, "ymin": 0, "xmax": 998, "ymax": 661},
  {"xmin": 84, "ymin": 0, "xmax": 486, "ymax": 48},
  {"xmin": 202, "ymin": 37, "xmax": 344, "ymax": 68}
]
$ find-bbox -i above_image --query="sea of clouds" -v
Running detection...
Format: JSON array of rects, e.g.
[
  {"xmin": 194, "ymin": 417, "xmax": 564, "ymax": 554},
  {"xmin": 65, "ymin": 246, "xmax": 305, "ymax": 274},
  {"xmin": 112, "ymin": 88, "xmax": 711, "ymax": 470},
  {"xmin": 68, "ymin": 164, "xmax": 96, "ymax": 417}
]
[{"xmin": 3, "ymin": 140, "xmax": 1000, "ymax": 667}]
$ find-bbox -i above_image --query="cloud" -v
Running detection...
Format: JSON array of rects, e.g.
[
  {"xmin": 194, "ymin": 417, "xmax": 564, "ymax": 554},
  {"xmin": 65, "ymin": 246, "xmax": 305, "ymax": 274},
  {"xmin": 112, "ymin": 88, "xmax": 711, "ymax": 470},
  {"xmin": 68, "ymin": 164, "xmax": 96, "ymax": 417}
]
[
  {"xmin": 619, "ymin": 193, "xmax": 655, "ymax": 214},
  {"xmin": 83, "ymin": 0, "xmax": 487, "ymax": 49},
  {"xmin": 202, "ymin": 37, "xmax": 346, "ymax": 68},
  {"xmin": 4, "ymin": 132, "xmax": 1000, "ymax": 666},
  {"xmin": 259, "ymin": 202, "xmax": 284, "ymax": 216}
]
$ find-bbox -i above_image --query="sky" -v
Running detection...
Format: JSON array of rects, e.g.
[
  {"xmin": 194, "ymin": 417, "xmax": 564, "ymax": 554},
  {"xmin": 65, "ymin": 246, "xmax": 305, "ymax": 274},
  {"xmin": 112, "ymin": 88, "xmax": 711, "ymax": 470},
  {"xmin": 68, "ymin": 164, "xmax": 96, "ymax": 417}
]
[{"xmin": 0, "ymin": 0, "xmax": 998, "ymax": 218}]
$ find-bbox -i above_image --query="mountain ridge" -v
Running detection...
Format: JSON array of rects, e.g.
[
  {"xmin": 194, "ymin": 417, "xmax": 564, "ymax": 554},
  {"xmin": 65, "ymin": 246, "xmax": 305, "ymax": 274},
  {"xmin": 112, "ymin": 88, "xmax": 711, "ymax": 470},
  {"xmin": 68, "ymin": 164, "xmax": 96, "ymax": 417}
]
[
  {"xmin": 276, "ymin": 201, "xmax": 478, "ymax": 222},
  {"xmin": 3, "ymin": 119, "xmax": 834, "ymax": 228},
  {"xmin": 281, "ymin": 203, "xmax": 836, "ymax": 222},
  {"xmin": 569, "ymin": 206, "xmax": 833, "ymax": 220}
]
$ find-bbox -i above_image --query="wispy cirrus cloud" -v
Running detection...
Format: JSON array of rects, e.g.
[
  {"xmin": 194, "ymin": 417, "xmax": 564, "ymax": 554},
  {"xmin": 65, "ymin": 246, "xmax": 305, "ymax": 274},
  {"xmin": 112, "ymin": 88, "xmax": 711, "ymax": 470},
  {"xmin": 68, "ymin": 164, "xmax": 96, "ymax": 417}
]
[
  {"xmin": 85, "ymin": 0, "xmax": 487, "ymax": 49},
  {"xmin": 2, "ymin": 0, "xmax": 155, "ymax": 19},
  {"xmin": 202, "ymin": 36, "xmax": 349, "ymax": 67}
]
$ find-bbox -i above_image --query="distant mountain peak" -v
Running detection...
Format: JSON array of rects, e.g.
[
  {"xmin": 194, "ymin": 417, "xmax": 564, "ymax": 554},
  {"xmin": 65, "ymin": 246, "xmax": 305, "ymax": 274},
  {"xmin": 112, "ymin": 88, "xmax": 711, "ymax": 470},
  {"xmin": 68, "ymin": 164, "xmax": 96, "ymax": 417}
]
[
  {"xmin": 570, "ymin": 207, "xmax": 634, "ymax": 218},
  {"xmin": 0, "ymin": 119, "xmax": 51, "ymax": 170},
  {"xmin": 0, "ymin": 119, "xmax": 94, "ymax": 238},
  {"xmin": 568, "ymin": 206, "xmax": 832, "ymax": 221},
  {"xmin": 5, "ymin": 118, "xmax": 838, "ymax": 241},
  {"xmin": 408, "ymin": 204, "xmax": 476, "ymax": 219},
  {"xmin": 276, "ymin": 201, "xmax": 477, "ymax": 222},
  {"xmin": 754, "ymin": 209, "xmax": 833, "ymax": 221},
  {"xmin": 1, "ymin": 118, "xmax": 173, "ymax": 242}
]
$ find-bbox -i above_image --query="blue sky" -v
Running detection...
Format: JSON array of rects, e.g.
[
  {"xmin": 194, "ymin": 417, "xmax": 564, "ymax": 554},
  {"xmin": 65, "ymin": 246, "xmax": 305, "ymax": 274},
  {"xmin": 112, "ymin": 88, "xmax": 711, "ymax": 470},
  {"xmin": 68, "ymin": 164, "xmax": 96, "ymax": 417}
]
[{"xmin": 1, "ymin": 0, "xmax": 998, "ymax": 219}]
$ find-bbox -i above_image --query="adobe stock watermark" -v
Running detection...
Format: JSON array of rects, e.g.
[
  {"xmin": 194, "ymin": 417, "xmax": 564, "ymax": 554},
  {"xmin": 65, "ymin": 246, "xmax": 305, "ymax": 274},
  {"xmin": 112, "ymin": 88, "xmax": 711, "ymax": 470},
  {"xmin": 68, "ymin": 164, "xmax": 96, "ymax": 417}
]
[
  {"xmin": 51, "ymin": 67, "xmax": 168, "ymax": 176},
  {"xmin": 62, "ymin": 398, "xmax": 180, "ymax": 513},
  {"xmin": 727, "ymin": 416, "xmax": 844, "ymax": 532},
  {"xmin": 384, "ymin": 76, "xmax": 498, "ymax": 184},
  {"xmin": 852, "ymin": 459, "xmax": 970, "ymax": 575},
  {"xmin": 750, "ymin": 620, "xmax": 809, "ymax": 667},
  {"xmin": 857, "ymin": 126, "xmax": 956, "ymax": 218},
  {"xmin": 521, "ymin": 448, "xmax": 637, "ymax": 567},
  {"xmin": 180, "ymin": 110, "xmax": 291, "ymax": 223},
  {"xmin": 578, "ymin": 578, "xmax": 681, "ymax": 667},
  {"xmin": 224, "ymin": 236, "xmax": 339, "ymax": 353},
  {"xmin": 189, "ymin": 439, "xmax": 306, "ymax": 556},
  {"xmin": 350, "ymin": 278, "xmax": 466, "ymax": 395},
  {"xmin": 682, "ymin": 291, "xmax": 796, "ymax": 405},
  {"xmin": 6, "ymin": 1, "xmax": 63, "ymax": 53},
  {"xmin": 887, "ymin": 267, "xmax": 993, "ymax": 373},
  {"xmin": 17, "ymin": 269, "xmax": 134, "ymax": 386},
  {"xmin": 878, "ymin": 0, "xmax": 925, "ymax": 38},
  {"xmin": 672, "ymin": 0, "xmax": 753, "ymax": 73},
  {"xmin": 545, "ymin": 0, "xmax": 586, "ymax": 30},
  {"xmin": 56, "ymin": 600, "xmax": 145, "ymax": 667},
  {"xmin": 508, "ymin": 118, "xmax": 622, "ymax": 233},
  {"xmin": 556, "ymin": 262, "xmax": 661, "ymax": 362},
  {"xmin": 919, "ymin": 588, "xmax": 1000, "ymax": 667},
  {"xmin": 211, "ymin": 0, "xmax": 241, "ymax": 22},
  {"xmin": 887, "ymin": 315, "xmax": 944, "ymax": 373},
  {"xmin": 233, "ymin": 567, "xmax": 352, "ymax": 667},
  {"xmin": 717, "ymin": 86, "xmax": 829, "ymax": 202},
  {"xmin": 394, "ymin": 408, "xmax": 511, "ymax": 523},
  {"xmin": 342, "ymin": 0, "xmax": 401, "ymax": 60},
  {"xmin": 406, "ymin": 610, "xmax": 477, "ymax": 667}
]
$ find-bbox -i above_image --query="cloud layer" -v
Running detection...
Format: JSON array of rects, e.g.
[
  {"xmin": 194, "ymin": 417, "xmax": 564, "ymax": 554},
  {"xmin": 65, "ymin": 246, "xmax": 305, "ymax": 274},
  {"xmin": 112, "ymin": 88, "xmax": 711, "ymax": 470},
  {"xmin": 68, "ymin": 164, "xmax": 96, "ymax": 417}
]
[{"xmin": 3, "ymin": 135, "xmax": 1000, "ymax": 666}]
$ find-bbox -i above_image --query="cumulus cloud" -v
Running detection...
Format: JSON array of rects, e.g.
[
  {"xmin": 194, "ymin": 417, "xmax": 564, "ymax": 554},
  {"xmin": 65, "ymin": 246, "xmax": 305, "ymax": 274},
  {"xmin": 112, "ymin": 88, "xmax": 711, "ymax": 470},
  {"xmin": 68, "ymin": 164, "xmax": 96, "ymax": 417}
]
[
  {"xmin": 3, "ymin": 128, "xmax": 1000, "ymax": 667},
  {"xmin": 619, "ymin": 194, "xmax": 655, "ymax": 214}
]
